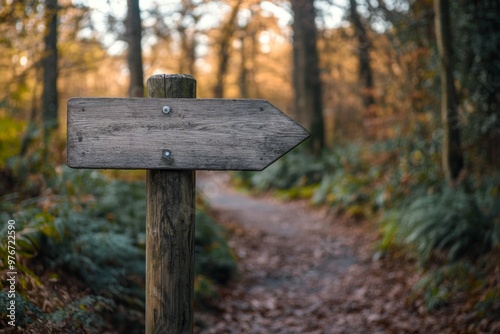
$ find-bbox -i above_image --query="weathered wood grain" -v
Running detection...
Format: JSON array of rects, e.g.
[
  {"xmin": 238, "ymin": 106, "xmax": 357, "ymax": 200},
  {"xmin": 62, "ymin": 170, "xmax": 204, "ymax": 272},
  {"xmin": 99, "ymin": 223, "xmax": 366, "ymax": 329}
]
[
  {"xmin": 67, "ymin": 97, "xmax": 309, "ymax": 171},
  {"xmin": 145, "ymin": 74, "xmax": 196, "ymax": 334}
]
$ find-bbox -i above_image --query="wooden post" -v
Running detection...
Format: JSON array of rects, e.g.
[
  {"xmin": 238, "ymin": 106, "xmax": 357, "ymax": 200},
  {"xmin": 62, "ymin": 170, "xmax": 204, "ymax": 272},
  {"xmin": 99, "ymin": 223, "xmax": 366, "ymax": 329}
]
[{"xmin": 146, "ymin": 74, "xmax": 196, "ymax": 334}]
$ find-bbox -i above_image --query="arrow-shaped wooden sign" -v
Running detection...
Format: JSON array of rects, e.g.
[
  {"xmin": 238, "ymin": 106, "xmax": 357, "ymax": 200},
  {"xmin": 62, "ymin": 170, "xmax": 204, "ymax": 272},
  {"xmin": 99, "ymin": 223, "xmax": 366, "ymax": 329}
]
[{"xmin": 67, "ymin": 97, "xmax": 309, "ymax": 170}]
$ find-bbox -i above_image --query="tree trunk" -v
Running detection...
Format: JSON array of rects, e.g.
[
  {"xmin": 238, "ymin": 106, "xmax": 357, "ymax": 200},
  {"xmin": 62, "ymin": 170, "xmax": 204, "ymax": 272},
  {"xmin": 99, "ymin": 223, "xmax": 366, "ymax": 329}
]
[
  {"xmin": 249, "ymin": 28, "xmax": 259, "ymax": 97},
  {"xmin": 434, "ymin": 0, "xmax": 464, "ymax": 183},
  {"xmin": 213, "ymin": 0, "xmax": 242, "ymax": 98},
  {"xmin": 126, "ymin": 0, "xmax": 144, "ymax": 97},
  {"xmin": 291, "ymin": 0, "xmax": 325, "ymax": 155},
  {"xmin": 42, "ymin": 0, "xmax": 58, "ymax": 137},
  {"xmin": 179, "ymin": 30, "xmax": 196, "ymax": 77},
  {"xmin": 239, "ymin": 34, "xmax": 248, "ymax": 98},
  {"xmin": 469, "ymin": 0, "xmax": 500, "ymax": 167},
  {"xmin": 177, "ymin": 0, "xmax": 198, "ymax": 78},
  {"xmin": 349, "ymin": 0, "xmax": 376, "ymax": 137}
]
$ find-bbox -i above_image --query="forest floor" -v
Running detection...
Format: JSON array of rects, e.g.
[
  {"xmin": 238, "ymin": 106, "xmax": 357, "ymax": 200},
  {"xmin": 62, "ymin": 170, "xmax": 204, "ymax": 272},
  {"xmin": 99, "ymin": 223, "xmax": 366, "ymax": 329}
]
[{"xmin": 194, "ymin": 172, "xmax": 498, "ymax": 334}]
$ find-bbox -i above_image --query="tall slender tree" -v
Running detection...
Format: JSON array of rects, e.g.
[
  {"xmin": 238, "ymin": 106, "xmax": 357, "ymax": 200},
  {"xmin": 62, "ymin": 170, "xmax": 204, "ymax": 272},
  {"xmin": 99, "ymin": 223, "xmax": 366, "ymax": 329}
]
[
  {"xmin": 238, "ymin": 32, "xmax": 249, "ymax": 98},
  {"xmin": 434, "ymin": 0, "xmax": 464, "ymax": 183},
  {"xmin": 126, "ymin": 0, "xmax": 144, "ymax": 97},
  {"xmin": 213, "ymin": 0, "xmax": 242, "ymax": 98},
  {"xmin": 349, "ymin": 0, "xmax": 376, "ymax": 137},
  {"xmin": 291, "ymin": 0, "xmax": 325, "ymax": 155},
  {"xmin": 177, "ymin": 0, "xmax": 200, "ymax": 77},
  {"xmin": 42, "ymin": 0, "xmax": 59, "ymax": 140}
]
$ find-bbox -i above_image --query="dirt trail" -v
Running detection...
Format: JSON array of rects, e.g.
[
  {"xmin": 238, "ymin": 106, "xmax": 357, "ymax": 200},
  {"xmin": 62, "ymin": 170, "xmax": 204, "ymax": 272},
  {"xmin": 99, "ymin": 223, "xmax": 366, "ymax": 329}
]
[
  {"xmin": 193, "ymin": 172, "xmax": 466, "ymax": 334},
  {"xmin": 198, "ymin": 171, "xmax": 357, "ymax": 286}
]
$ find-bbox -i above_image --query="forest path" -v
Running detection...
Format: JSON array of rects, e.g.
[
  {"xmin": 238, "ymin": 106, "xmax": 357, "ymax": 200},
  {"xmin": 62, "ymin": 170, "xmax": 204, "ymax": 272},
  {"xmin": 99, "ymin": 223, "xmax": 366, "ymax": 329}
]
[{"xmin": 194, "ymin": 172, "xmax": 441, "ymax": 334}]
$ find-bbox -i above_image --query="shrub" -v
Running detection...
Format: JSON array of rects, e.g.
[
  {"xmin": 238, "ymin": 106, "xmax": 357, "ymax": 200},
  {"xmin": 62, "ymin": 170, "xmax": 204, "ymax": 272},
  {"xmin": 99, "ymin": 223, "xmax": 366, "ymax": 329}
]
[
  {"xmin": 234, "ymin": 143, "xmax": 376, "ymax": 218},
  {"xmin": 413, "ymin": 262, "xmax": 477, "ymax": 310},
  {"xmin": 238, "ymin": 149, "xmax": 324, "ymax": 191},
  {"xmin": 370, "ymin": 132, "xmax": 442, "ymax": 209},
  {"xmin": 195, "ymin": 209, "xmax": 237, "ymax": 285},
  {"xmin": 380, "ymin": 179, "xmax": 500, "ymax": 264},
  {"xmin": 0, "ymin": 117, "xmax": 25, "ymax": 168}
]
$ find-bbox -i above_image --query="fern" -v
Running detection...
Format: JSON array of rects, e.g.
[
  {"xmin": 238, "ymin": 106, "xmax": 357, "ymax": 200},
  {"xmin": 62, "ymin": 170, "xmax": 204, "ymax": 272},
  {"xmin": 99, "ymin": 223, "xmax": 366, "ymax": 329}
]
[
  {"xmin": 388, "ymin": 185, "xmax": 499, "ymax": 264},
  {"xmin": 36, "ymin": 206, "xmax": 146, "ymax": 307}
]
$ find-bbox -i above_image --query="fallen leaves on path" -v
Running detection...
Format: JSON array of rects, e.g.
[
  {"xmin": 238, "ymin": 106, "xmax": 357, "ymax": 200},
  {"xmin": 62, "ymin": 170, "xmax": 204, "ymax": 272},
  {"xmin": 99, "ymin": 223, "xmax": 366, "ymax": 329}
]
[{"xmin": 194, "ymin": 173, "xmax": 499, "ymax": 334}]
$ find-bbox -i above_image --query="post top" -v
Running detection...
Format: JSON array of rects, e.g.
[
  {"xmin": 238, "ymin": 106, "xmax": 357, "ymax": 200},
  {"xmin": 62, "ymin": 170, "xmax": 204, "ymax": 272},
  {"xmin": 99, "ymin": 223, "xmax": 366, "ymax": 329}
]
[
  {"xmin": 147, "ymin": 74, "xmax": 195, "ymax": 81},
  {"xmin": 147, "ymin": 74, "xmax": 197, "ymax": 99}
]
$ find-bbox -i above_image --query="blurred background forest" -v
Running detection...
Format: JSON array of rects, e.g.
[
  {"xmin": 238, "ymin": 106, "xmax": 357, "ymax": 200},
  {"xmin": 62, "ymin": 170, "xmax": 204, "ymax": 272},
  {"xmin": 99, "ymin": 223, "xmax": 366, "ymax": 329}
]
[{"xmin": 0, "ymin": 0, "xmax": 499, "ymax": 332}]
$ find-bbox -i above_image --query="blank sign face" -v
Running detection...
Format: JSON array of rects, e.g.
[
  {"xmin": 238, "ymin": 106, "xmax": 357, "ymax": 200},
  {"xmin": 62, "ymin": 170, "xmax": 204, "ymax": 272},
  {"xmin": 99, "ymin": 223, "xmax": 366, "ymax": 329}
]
[{"xmin": 67, "ymin": 98, "xmax": 309, "ymax": 171}]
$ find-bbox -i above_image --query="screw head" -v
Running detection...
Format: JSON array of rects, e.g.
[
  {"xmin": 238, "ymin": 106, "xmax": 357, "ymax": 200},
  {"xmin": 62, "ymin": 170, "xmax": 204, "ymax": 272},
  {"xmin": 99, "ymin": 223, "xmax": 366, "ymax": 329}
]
[
  {"xmin": 162, "ymin": 149, "xmax": 172, "ymax": 159},
  {"xmin": 162, "ymin": 105, "xmax": 171, "ymax": 114}
]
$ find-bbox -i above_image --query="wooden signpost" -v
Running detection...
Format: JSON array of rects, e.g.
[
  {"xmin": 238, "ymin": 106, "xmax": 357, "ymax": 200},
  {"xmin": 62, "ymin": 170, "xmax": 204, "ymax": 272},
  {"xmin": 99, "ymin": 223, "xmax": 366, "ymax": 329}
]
[{"xmin": 67, "ymin": 74, "xmax": 309, "ymax": 333}]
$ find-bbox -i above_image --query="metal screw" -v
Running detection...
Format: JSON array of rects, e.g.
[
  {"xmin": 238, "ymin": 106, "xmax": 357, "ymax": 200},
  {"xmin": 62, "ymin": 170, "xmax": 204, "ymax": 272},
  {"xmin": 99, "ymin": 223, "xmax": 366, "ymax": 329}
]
[
  {"xmin": 162, "ymin": 149, "xmax": 172, "ymax": 159},
  {"xmin": 162, "ymin": 106, "xmax": 171, "ymax": 114}
]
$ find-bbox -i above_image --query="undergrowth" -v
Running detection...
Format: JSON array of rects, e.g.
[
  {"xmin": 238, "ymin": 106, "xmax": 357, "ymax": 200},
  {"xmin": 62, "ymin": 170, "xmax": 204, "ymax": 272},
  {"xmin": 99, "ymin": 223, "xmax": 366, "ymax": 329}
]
[
  {"xmin": 411, "ymin": 256, "xmax": 500, "ymax": 326},
  {"xmin": 380, "ymin": 183, "xmax": 500, "ymax": 264},
  {"xmin": 234, "ymin": 143, "xmax": 375, "ymax": 219},
  {"xmin": 0, "ymin": 152, "xmax": 236, "ymax": 331},
  {"xmin": 0, "ymin": 292, "xmax": 115, "ymax": 332}
]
